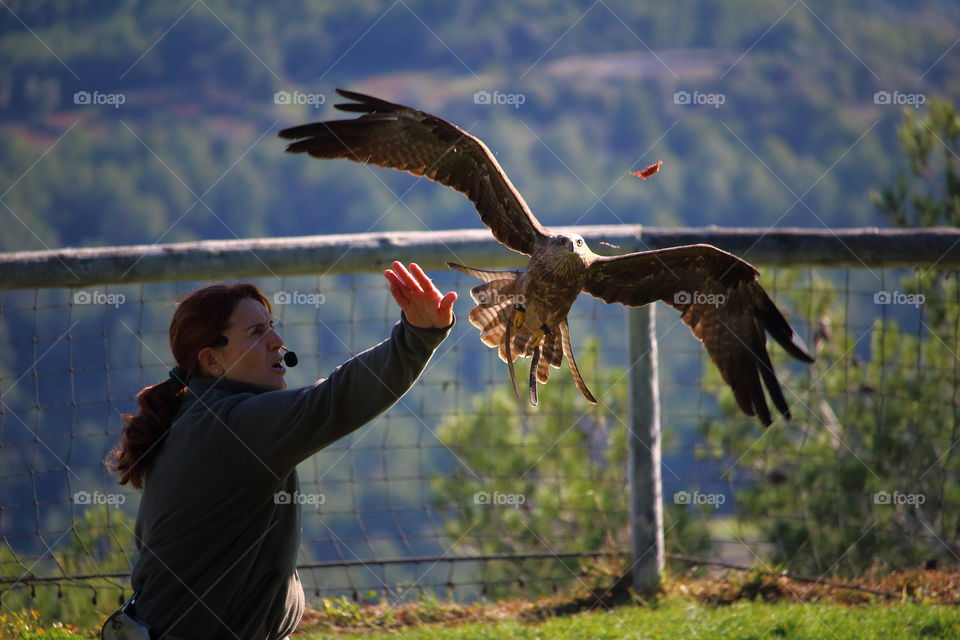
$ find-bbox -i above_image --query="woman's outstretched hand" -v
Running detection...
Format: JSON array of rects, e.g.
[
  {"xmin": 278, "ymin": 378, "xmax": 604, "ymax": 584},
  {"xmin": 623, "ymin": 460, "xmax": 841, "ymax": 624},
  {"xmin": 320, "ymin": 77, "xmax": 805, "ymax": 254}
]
[{"xmin": 384, "ymin": 261, "xmax": 457, "ymax": 329}]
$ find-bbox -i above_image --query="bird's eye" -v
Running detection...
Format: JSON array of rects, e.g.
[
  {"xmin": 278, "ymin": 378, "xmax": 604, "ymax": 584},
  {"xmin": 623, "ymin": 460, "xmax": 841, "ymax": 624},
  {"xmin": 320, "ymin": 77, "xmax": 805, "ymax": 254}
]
[{"xmin": 576, "ymin": 239, "xmax": 583, "ymax": 246}]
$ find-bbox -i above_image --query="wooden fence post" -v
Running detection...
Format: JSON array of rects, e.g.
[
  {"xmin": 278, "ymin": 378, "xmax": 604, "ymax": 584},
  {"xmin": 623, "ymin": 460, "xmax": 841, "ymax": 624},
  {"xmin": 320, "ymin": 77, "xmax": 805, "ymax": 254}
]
[{"xmin": 627, "ymin": 305, "xmax": 664, "ymax": 593}]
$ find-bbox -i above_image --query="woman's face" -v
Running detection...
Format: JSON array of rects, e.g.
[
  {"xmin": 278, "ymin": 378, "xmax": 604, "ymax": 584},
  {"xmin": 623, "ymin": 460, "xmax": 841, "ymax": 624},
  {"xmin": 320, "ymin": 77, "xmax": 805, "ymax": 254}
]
[{"xmin": 200, "ymin": 297, "xmax": 288, "ymax": 390}]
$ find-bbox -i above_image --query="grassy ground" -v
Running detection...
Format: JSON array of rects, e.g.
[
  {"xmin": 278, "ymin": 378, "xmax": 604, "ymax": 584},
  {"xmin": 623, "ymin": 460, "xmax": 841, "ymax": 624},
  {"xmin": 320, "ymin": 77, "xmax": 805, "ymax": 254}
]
[
  {"xmin": 297, "ymin": 599, "xmax": 960, "ymax": 640},
  {"xmin": 6, "ymin": 598, "xmax": 958, "ymax": 640},
  {"xmin": 293, "ymin": 569, "xmax": 960, "ymax": 639},
  {"xmin": 6, "ymin": 570, "xmax": 960, "ymax": 639}
]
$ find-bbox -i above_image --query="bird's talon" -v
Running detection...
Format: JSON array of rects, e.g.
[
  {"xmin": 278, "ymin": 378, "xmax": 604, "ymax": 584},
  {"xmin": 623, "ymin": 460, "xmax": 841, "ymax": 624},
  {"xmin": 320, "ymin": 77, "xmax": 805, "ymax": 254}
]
[
  {"xmin": 512, "ymin": 303, "xmax": 527, "ymax": 329},
  {"xmin": 530, "ymin": 330, "xmax": 545, "ymax": 348}
]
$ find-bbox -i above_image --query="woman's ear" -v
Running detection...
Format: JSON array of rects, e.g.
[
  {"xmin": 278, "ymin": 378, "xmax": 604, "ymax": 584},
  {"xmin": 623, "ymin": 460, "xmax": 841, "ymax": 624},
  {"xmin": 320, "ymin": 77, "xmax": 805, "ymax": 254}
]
[{"xmin": 196, "ymin": 347, "xmax": 223, "ymax": 377}]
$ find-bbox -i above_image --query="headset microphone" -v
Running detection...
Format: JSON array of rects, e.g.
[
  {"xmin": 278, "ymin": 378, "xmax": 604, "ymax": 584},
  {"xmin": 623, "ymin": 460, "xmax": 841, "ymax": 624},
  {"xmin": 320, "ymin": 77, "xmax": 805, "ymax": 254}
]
[{"xmin": 281, "ymin": 347, "xmax": 298, "ymax": 368}]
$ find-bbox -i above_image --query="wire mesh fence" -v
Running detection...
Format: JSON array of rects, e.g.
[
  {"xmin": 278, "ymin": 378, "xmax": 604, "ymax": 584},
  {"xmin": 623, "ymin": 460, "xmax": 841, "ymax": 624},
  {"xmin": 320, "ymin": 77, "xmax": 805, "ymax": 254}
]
[{"xmin": 1, "ymin": 227, "xmax": 959, "ymax": 617}]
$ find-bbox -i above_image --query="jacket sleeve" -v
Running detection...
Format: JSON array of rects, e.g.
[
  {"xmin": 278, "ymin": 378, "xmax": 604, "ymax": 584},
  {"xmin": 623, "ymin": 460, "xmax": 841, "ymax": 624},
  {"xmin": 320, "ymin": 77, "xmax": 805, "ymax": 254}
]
[{"xmin": 225, "ymin": 313, "xmax": 452, "ymax": 475}]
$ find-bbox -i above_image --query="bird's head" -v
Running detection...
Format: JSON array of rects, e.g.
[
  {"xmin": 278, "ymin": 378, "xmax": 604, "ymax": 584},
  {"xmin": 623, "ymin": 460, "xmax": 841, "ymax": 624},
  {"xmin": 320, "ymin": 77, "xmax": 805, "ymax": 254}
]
[
  {"xmin": 556, "ymin": 233, "xmax": 589, "ymax": 256},
  {"xmin": 554, "ymin": 233, "xmax": 595, "ymax": 267}
]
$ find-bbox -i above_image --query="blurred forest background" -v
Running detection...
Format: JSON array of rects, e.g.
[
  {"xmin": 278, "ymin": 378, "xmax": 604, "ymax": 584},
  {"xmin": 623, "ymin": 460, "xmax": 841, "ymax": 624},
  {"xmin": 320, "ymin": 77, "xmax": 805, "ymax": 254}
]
[
  {"xmin": 1, "ymin": 0, "xmax": 958, "ymax": 248},
  {"xmin": 2, "ymin": 0, "xmax": 960, "ymax": 625}
]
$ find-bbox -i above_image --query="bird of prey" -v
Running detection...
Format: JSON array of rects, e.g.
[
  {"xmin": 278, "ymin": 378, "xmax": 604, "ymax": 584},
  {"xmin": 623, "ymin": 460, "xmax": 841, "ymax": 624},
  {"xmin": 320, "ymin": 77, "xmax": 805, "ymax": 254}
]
[{"xmin": 279, "ymin": 89, "xmax": 814, "ymax": 426}]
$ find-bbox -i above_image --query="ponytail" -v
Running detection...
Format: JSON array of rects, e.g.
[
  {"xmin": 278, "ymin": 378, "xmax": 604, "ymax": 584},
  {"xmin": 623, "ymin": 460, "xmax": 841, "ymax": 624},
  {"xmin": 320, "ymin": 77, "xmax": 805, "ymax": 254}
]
[{"xmin": 108, "ymin": 377, "xmax": 187, "ymax": 488}]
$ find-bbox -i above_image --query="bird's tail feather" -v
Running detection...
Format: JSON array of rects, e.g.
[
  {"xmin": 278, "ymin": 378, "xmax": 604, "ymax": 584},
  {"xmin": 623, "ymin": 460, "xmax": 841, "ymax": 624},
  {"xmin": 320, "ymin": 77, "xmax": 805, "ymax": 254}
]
[
  {"xmin": 500, "ymin": 330, "xmax": 537, "ymax": 363},
  {"xmin": 470, "ymin": 279, "xmax": 520, "ymax": 306},
  {"xmin": 452, "ymin": 263, "xmax": 530, "ymax": 362},
  {"xmin": 505, "ymin": 307, "xmax": 521, "ymax": 400},
  {"xmin": 469, "ymin": 302, "xmax": 510, "ymax": 346},
  {"xmin": 529, "ymin": 347, "xmax": 541, "ymax": 405},
  {"xmin": 561, "ymin": 321, "xmax": 598, "ymax": 404},
  {"xmin": 465, "ymin": 278, "xmax": 525, "ymax": 352},
  {"xmin": 453, "ymin": 263, "xmax": 568, "ymax": 400},
  {"xmin": 538, "ymin": 330, "xmax": 562, "ymax": 383}
]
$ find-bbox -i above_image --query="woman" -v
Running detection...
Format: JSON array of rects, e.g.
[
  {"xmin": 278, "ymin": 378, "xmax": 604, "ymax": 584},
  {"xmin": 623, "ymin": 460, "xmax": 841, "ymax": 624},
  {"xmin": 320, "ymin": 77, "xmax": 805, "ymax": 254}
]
[{"xmin": 106, "ymin": 262, "xmax": 456, "ymax": 640}]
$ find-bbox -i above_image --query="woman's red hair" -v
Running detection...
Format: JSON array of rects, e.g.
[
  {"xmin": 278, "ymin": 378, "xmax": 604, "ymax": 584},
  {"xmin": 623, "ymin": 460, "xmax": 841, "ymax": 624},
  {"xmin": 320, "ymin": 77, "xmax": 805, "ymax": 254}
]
[{"xmin": 108, "ymin": 283, "xmax": 271, "ymax": 488}]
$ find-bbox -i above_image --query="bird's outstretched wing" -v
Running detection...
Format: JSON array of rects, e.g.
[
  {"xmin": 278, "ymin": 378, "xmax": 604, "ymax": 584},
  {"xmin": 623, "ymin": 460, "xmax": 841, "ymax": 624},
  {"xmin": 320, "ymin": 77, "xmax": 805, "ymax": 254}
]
[
  {"xmin": 279, "ymin": 89, "xmax": 549, "ymax": 256},
  {"xmin": 584, "ymin": 244, "xmax": 814, "ymax": 426}
]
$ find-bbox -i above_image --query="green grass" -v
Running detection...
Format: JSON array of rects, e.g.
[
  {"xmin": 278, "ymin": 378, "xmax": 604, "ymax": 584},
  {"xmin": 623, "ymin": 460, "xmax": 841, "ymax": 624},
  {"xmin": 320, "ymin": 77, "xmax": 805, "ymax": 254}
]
[
  {"xmin": 298, "ymin": 598, "xmax": 960, "ymax": 640},
  {"xmin": 7, "ymin": 596, "xmax": 960, "ymax": 640}
]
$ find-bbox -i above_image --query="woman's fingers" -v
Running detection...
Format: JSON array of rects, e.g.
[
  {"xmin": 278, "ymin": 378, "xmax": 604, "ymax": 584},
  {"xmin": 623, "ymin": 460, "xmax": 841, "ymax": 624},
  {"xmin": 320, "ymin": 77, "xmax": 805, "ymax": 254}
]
[
  {"xmin": 409, "ymin": 262, "xmax": 439, "ymax": 297},
  {"xmin": 391, "ymin": 261, "xmax": 424, "ymax": 295},
  {"xmin": 383, "ymin": 268, "xmax": 404, "ymax": 290},
  {"xmin": 384, "ymin": 261, "xmax": 456, "ymax": 328},
  {"xmin": 384, "ymin": 271, "xmax": 411, "ymax": 308},
  {"xmin": 387, "ymin": 280, "xmax": 410, "ymax": 306}
]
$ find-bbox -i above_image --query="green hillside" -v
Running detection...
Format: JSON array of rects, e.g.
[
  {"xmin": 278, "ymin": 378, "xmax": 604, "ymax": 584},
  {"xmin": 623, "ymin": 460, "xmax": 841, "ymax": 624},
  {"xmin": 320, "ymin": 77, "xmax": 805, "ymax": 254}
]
[{"xmin": 1, "ymin": 0, "xmax": 957, "ymax": 252}]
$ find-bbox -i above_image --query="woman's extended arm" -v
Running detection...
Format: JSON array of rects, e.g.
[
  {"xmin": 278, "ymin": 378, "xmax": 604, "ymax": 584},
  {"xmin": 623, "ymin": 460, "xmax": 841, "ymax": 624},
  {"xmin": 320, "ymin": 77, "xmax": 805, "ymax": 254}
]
[{"xmin": 220, "ymin": 263, "xmax": 456, "ymax": 474}]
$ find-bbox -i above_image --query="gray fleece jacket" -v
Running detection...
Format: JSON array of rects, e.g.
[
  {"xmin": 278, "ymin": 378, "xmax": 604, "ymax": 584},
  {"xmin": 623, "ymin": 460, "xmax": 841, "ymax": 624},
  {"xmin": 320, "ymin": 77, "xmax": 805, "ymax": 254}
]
[{"xmin": 130, "ymin": 315, "xmax": 451, "ymax": 640}]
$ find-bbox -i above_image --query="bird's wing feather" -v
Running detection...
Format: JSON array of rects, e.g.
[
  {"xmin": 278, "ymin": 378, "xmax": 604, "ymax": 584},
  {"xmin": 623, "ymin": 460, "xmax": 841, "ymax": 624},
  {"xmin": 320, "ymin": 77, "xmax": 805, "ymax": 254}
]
[
  {"xmin": 584, "ymin": 244, "xmax": 813, "ymax": 425},
  {"xmin": 280, "ymin": 89, "xmax": 549, "ymax": 255}
]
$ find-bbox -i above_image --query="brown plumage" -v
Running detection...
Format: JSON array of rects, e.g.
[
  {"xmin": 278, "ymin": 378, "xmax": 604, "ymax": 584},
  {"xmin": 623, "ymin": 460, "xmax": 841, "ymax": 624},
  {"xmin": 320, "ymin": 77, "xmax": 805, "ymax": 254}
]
[{"xmin": 279, "ymin": 89, "xmax": 815, "ymax": 425}]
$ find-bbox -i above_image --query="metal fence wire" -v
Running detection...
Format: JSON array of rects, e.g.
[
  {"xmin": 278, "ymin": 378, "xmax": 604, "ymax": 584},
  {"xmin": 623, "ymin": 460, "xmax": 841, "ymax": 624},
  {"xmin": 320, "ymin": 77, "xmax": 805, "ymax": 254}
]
[{"xmin": 1, "ymin": 226, "xmax": 959, "ymax": 610}]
